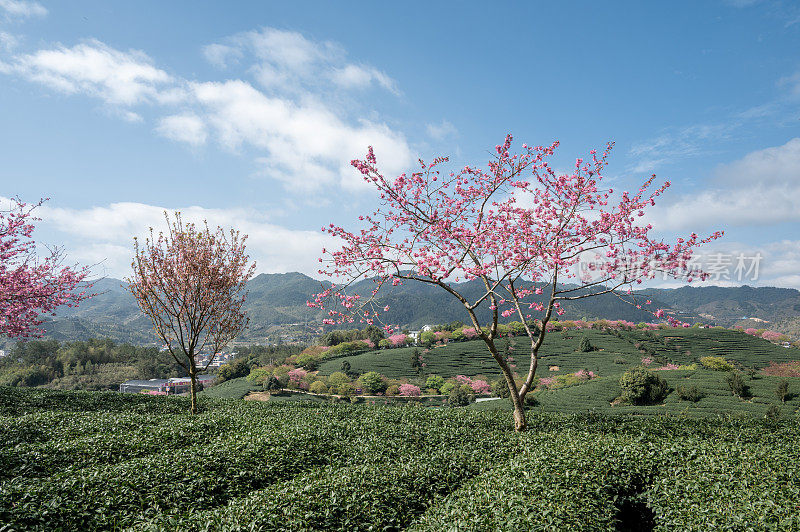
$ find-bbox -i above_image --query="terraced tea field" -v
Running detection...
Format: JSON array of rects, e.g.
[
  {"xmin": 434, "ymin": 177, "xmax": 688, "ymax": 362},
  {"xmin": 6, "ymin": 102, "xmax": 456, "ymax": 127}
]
[{"xmin": 0, "ymin": 387, "xmax": 798, "ymax": 531}]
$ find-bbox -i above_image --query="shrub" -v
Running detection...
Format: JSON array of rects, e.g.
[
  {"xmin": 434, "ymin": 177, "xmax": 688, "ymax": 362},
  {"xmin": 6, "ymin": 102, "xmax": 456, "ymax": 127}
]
[
  {"xmin": 618, "ymin": 366, "xmax": 669, "ymax": 405},
  {"xmin": 700, "ymin": 356, "xmax": 733, "ymax": 371},
  {"xmin": 613, "ymin": 356, "xmax": 626, "ymax": 365},
  {"xmin": 448, "ymin": 384, "xmax": 474, "ymax": 406},
  {"xmin": 676, "ymin": 385, "xmax": 703, "ymax": 402},
  {"xmin": 725, "ymin": 372, "xmax": 750, "ymax": 398},
  {"xmin": 398, "ymin": 384, "xmax": 421, "ymax": 397},
  {"xmin": 358, "ymin": 371, "xmax": 386, "ymax": 394},
  {"xmin": 309, "ymin": 381, "xmax": 328, "ymax": 394},
  {"xmin": 492, "ymin": 379, "xmax": 510, "ymax": 398},
  {"xmin": 524, "ymin": 393, "xmax": 538, "ymax": 406},
  {"xmin": 385, "ymin": 385, "xmax": 399, "ymax": 396},
  {"xmin": 425, "ymin": 375, "xmax": 445, "ymax": 392}
]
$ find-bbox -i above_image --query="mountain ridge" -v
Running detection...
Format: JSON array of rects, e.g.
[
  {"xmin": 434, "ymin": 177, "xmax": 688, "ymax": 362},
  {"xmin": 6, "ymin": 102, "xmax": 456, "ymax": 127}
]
[{"xmin": 16, "ymin": 273, "xmax": 800, "ymax": 346}]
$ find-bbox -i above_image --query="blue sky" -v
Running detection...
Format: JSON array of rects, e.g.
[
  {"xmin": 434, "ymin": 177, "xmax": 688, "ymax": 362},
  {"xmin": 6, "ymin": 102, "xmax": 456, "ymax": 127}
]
[{"xmin": 1, "ymin": 0, "xmax": 799, "ymax": 287}]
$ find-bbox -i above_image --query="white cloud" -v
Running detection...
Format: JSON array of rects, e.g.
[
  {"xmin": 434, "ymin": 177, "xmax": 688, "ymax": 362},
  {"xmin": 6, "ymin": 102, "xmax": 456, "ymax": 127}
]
[
  {"xmin": 426, "ymin": 120, "xmax": 457, "ymax": 141},
  {"xmin": 206, "ymin": 27, "xmax": 399, "ymax": 95},
  {"xmin": 201, "ymin": 43, "xmax": 242, "ymax": 69},
  {"xmin": 0, "ymin": 0, "xmax": 46, "ymax": 19},
  {"xmin": 0, "ymin": 31, "xmax": 17, "ymax": 51},
  {"xmin": 331, "ymin": 64, "xmax": 399, "ymax": 94},
  {"xmin": 2, "ymin": 30, "xmax": 415, "ymax": 193},
  {"xmin": 647, "ymin": 138, "xmax": 800, "ymax": 230},
  {"xmin": 156, "ymin": 113, "xmax": 207, "ymax": 145},
  {"xmin": 37, "ymin": 201, "xmax": 338, "ymax": 279},
  {"xmin": 190, "ymin": 79, "xmax": 413, "ymax": 190},
  {"xmin": 9, "ymin": 40, "xmax": 174, "ymax": 105}
]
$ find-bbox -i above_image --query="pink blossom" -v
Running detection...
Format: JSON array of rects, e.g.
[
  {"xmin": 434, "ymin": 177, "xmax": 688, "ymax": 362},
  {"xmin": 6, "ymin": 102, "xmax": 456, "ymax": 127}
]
[
  {"xmin": 398, "ymin": 383, "xmax": 421, "ymax": 396},
  {"xmin": 388, "ymin": 333, "xmax": 408, "ymax": 346},
  {"xmin": 462, "ymin": 327, "xmax": 478, "ymax": 339},
  {"xmin": 288, "ymin": 368, "xmax": 308, "ymax": 382},
  {"xmin": 470, "ymin": 379, "xmax": 491, "ymax": 394}
]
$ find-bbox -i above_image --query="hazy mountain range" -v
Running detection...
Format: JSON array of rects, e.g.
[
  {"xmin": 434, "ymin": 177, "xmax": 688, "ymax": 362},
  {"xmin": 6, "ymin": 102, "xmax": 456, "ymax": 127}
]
[{"xmin": 15, "ymin": 273, "xmax": 800, "ymax": 346}]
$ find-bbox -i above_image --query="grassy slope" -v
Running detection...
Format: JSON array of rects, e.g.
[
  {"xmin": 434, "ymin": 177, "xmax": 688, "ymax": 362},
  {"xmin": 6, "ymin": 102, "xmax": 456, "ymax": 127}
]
[{"xmin": 319, "ymin": 328, "xmax": 800, "ymax": 418}]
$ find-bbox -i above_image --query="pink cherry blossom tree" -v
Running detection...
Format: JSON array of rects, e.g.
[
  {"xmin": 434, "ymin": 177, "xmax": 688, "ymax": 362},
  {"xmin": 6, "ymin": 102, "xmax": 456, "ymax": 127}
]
[
  {"xmin": 0, "ymin": 198, "xmax": 92, "ymax": 338},
  {"xmin": 127, "ymin": 212, "xmax": 255, "ymax": 414},
  {"xmin": 310, "ymin": 135, "xmax": 721, "ymax": 431}
]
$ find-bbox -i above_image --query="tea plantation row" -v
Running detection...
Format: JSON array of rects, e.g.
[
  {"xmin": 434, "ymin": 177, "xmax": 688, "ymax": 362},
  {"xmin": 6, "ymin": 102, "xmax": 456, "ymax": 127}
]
[{"xmin": 1, "ymin": 387, "xmax": 799, "ymax": 530}]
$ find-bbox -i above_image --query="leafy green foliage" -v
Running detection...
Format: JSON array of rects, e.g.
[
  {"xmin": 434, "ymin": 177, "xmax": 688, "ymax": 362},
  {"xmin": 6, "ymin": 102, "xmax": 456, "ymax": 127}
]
[
  {"xmin": 777, "ymin": 380, "xmax": 790, "ymax": 403},
  {"xmin": 726, "ymin": 371, "xmax": 750, "ymax": 398},
  {"xmin": 449, "ymin": 384, "xmax": 474, "ymax": 406},
  {"xmin": 676, "ymin": 384, "xmax": 704, "ymax": 403},
  {"xmin": 618, "ymin": 367, "xmax": 669, "ymax": 405},
  {"xmin": 357, "ymin": 371, "xmax": 387, "ymax": 394},
  {"xmin": 579, "ymin": 336, "xmax": 593, "ymax": 353},
  {"xmin": 701, "ymin": 356, "xmax": 734, "ymax": 371}
]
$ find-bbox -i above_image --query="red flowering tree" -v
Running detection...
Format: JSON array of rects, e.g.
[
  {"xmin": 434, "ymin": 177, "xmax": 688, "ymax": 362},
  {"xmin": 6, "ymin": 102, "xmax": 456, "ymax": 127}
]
[
  {"xmin": 310, "ymin": 135, "xmax": 721, "ymax": 431},
  {"xmin": 0, "ymin": 198, "xmax": 92, "ymax": 338},
  {"xmin": 127, "ymin": 212, "xmax": 255, "ymax": 414}
]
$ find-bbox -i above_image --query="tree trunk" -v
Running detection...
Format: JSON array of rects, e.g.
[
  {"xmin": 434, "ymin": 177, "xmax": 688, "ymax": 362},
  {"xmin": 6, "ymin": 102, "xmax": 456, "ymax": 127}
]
[
  {"xmin": 189, "ymin": 370, "xmax": 198, "ymax": 415},
  {"xmin": 512, "ymin": 400, "xmax": 527, "ymax": 432}
]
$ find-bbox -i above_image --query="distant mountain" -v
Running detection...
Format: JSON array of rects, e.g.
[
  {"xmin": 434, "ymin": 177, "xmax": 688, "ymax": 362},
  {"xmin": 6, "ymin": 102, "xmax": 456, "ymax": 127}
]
[
  {"xmin": 639, "ymin": 285, "xmax": 800, "ymax": 326},
  {"xmin": 12, "ymin": 274, "xmax": 799, "ymax": 346}
]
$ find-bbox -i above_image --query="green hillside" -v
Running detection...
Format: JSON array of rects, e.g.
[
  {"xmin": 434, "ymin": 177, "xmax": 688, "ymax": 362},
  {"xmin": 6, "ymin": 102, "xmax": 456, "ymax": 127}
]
[{"xmin": 319, "ymin": 328, "xmax": 800, "ymax": 418}]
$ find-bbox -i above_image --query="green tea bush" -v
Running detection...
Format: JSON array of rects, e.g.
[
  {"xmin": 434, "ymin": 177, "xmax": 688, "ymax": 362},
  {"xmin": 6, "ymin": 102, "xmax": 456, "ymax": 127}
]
[{"xmin": 2, "ymin": 387, "xmax": 799, "ymax": 531}]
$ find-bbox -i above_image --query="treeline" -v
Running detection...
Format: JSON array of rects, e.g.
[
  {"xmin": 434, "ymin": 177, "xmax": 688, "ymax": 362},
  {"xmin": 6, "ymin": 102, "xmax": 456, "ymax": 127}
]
[
  {"xmin": 0, "ymin": 340, "xmax": 306, "ymax": 392},
  {"xmin": 0, "ymin": 338, "xmax": 185, "ymax": 390}
]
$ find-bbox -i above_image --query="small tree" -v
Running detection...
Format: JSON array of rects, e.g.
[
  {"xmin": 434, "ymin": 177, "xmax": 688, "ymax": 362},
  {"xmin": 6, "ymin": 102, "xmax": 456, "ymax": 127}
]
[
  {"xmin": 127, "ymin": 212, "xmax": 255, "ymax": 414},
  {"xmin": 311, "ymin": 136, "xmax": 720, "ymax": 431},
  {"xmin": 409, "ymin": 348, "xmax": 422, "ymax": 373},
  {"xmin": 776, "ymin": 380, "xmax": 789, "ymax": 403},
  {"xmin": 358, "ymin": 371, "xmax": 386, "ymax": 394},
  {"xmin": 726, "ymin": 371, "xmax": 750, "ymax": 399},
  {"xmin": 0, "ymin": 198, "xmax": 92, "ymax": 337},
  {"xmin": 618, "ymin": 366, "xmax": 669, "ymax": 405},
  {"xmin": 579, "ymin": 336, "xmax": 593, "ymax": 353}
]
